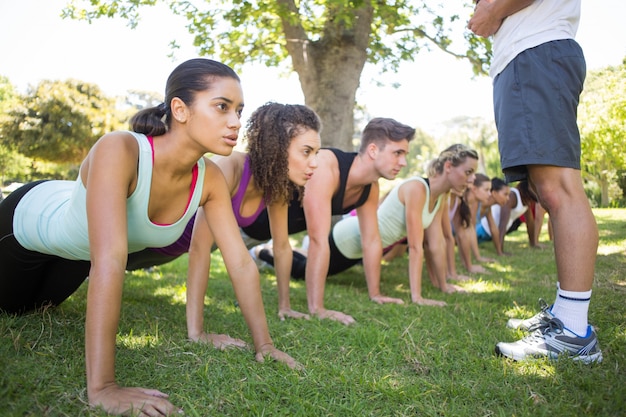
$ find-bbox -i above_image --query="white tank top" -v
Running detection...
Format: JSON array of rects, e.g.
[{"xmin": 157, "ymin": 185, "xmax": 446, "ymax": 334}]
[
  {"xmin": 13, "ymin": 131, "xmax": 205, "ymax": 260},
  {"xmin": 332, "ymin": 177, "xmax": 443, "ymax": 259}
]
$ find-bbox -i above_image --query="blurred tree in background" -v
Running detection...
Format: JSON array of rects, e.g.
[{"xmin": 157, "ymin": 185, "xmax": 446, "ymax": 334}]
[
  {"xmin": 579, "ymin": 61, "xmax": 626, "ymax": 207},
  {"xmin": 63, "ymin": 0, "xmax": 490, "ymax": 150},
  {"xmin": 1, "ymin": 79, "xmax": 125, "ymax": 165}
]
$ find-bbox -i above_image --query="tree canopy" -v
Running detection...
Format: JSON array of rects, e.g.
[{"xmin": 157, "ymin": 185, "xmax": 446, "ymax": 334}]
[
  {"xmin": 0, "ymin": 79, "xmax": 125, "ymax": 164},
  {"xmin": 63, "ymin": 0, "xmax": 489, "ymax": 149}
]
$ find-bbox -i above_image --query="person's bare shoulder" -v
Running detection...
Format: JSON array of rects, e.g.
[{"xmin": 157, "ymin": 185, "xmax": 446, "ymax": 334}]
[{"xmin": 211, "ymin": 151, "xmax": 246, "ymax": 194}]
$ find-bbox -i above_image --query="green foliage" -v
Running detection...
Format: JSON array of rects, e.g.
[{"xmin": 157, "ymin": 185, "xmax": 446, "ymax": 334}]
[
  {"xmin": 400, "ymin": 127, "xmax": 438, "ymax": 178},
  {"xmin": 2, "ymin": 209, "xmax": 625, "ymax": 415},
  {"xmin": 579, "ymin": 62, "xmax": 626, "ymax": 207},
  {"xmin": 0, "ymin": 79, "xmax": 125, "ymax": 164},
  {"xmin": 63, "ymin": 1, "xmax": 490, "ymax": 75},
  {"xmin": 62, "ymin": 1, "xmax": 491, "ymax": 150},
  {"xmin": 0, "ymin": 75, "xmax": 17, "ymax": 111},
  {"xmin": 441, "ymin": 116, "xmax": 501, "ymax": 177}
]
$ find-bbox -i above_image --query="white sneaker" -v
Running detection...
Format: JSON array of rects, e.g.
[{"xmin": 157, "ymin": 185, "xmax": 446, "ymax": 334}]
[{"xmin": 496, "ymin": 318, "xmax": 602, "ymax": 364}]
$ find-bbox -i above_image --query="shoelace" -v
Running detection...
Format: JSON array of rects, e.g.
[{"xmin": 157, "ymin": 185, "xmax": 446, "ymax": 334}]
[
  {"xmin": 527, "ymin": 317, "xmax": 565, "ymax": 336},
  {"xmin": 537, "ymin": 298, "xmax": 550, "ymax": 313}
]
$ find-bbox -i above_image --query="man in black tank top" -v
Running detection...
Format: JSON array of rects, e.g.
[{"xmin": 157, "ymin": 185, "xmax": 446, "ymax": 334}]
[{"xmin": 289, "ymin": 118, "xmax": 415, "ymax": 325}]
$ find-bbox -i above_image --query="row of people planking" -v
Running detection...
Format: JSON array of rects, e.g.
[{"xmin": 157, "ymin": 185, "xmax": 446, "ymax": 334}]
[
  {"xmin": 0, "ymin": 56, "xmax": 544, "ymax": 416},
  {"xmin": 252, "ymin": 173, "xmax": 550, "ymax": 292}
]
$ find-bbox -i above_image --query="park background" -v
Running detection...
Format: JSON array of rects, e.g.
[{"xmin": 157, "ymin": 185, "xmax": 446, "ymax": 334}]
[
  {"xmin": 0, "ymin": 1, "xmax": 625, "ymax": 416},
  {"xmin": 1, "ymin": 0, "xmax": 625, "ymax": 206},
  {"xmin": 0, "ymin": 0, "xmax": 625, "ymax": 133}
]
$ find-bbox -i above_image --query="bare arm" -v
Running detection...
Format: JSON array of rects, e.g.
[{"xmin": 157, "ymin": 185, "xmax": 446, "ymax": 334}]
[
  {"xmin": 267, "ymin": 202, "xmax": 309, "ymax": 321},
  {"xmin": 357, "ymin": 181, "xmax": 403, "ymax": 305},
  {"xmin": 526, "ymin": 202, "xmax": 547, "ymax": 248},
  {"xmin": 486, "ymin": 210, "xmax": 504, "ymax": 256},
  {"xmin": 204, "ymin": 163, "xmax": 301, "ymax": 369},
  {"xmin": 84, "ymin": 133, "xmax": 180, "ymax": 415},
  {"xmin": 440, "ymin": 197, "xmax": 470, "ymax": 281},
  {"xmin": 452, "ymin": 209, "xmax": 487, "ymax": 274},
  {"xmin": 301, "ymin": 153, "xmax": 355, "ymax": 325},
  {"xmin": 186, "ymin": 207, "xmax": 247, "ymax": 349},
  {"xmin": 398, "ymin": 181, "xmax": 447, "ymax": 306},
  {"xmin": 424, "ymin": 212, "xmax": 464, "ymax": 298},
  {"xmin": 498, "ymin": 197, "xmax": 513, "ymax": 251}
]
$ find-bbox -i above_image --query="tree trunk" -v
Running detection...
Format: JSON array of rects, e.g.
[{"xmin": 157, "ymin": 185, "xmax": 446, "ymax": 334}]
[{"xmin": 278, "ymin": 0, "xmax": 373, "ymax": 150}]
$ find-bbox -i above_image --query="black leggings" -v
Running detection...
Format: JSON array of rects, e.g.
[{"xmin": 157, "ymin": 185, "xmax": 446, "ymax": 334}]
[
  {"xmin": 126, "ymin": 249, "xmax": 182, "ymax": 271},
  {"xmin": 0, "ymin": 182, "xmax": 90, "ymax": 314},
  {"xmin": 258, "ymin": 235, "xmax": 360, "ymax": 280}
]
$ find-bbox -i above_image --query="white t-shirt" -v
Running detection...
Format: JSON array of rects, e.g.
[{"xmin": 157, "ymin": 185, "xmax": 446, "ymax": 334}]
[{"xmin": 490, "ymin": 0, "xmax": 581, "ymax": 78}]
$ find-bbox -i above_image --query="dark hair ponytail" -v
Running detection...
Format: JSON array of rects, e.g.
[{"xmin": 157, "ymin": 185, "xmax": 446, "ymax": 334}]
[
  {"xmin": 130, "ymin": 58, "xmax": 240, "ymax": 136},
  {"xmin": 458, "ymin": 196, "xmax": 472, "ymax": 229},
  {"xmin": 130, "ymin": 103, "xmax": 168, "ymax": 137}
]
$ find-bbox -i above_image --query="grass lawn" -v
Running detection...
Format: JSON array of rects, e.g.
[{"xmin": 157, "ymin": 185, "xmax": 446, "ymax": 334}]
[{"xmin": 1, "ymin": 208, "xmax": 625, "ymax": 416}]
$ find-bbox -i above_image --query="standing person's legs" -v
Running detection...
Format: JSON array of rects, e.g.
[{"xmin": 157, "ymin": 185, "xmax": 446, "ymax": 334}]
[
  {"xmin": 528, "ymin": 167, "xmax": 597, "ymax": 292},
  {"xmin": 492, "ymin": 40, "xmax": 601, "ymax": 362},
  {"xmin": 528, "ymin": 166, "xmax": 598, "ymax": 334}
]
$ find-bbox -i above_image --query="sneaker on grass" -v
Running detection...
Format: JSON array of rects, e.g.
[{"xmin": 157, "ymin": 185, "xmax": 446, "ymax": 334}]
[
  {"xmin": 495, "ymin": 318, "xmax": 602, "ymax": 364},
  {"xmin": 506, "ymin": 298, "xmax": 554, "ymax": 331}
]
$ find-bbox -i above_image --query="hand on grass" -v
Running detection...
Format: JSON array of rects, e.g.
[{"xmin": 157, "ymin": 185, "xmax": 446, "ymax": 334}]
[
  {"xmin": 412, "ymin": 297, "xmax": 447, "ymax": 307},
  {"xmin": 448, "ymin": 273, "xmax": 472, "ymax": 282},
  {"xmin": 278, "ymin": 308, "xmax": 310, "ymax": 321},
  {"xmin": 443, "ymin": 283, "xmax": 467, "ymax": 294},
  {"xmin": 89, "ymin": 384, "xmax": 182, "ymax": 416},
  {"xmin": 371, "ymin": 294, "xmax": 405, "ymax": 305},
  {"xmin": 255, "ymin": 344, "xmax": 304, "ymax": 370},
  {"xmin": 467, "ymin": 264, "xmax": 490, "ymax": 274},
  {"xmin": 190, "ymin": 332, "xmax": 248, "ymax": 350},
  {"xmin": 313, "ymin": 308, "xmax": 356, "ymax": 325}
]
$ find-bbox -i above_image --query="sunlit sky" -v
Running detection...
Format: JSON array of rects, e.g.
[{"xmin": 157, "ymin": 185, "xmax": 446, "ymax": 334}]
[{"xmin": 1, "ymin": 0, "xmax": 625, "ymax": 135}]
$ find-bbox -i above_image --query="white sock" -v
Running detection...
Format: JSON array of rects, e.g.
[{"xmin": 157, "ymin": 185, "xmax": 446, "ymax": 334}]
[{"xmin": 551, "ymin": 287, "xmax": 592, "ymax": 336}]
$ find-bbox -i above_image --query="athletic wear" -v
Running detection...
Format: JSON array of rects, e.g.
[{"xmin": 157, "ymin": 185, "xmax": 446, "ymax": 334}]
[
  {"xmin": 13, "ymin": 132, "xmax": 204, "ymax": 260},
  {"xmin": 506, "ymin": 299, "xmax": 554, "ymax": 331},
  {"xmin": 260, "ymin": 177, "xmax": 444, "ymax": 279},
  {"xmin": 496, "ymin": 318, "xmax": 602, "ymax": 364},
  {"xmin": 231, "ymin": 156, "xmax": 266, "ymax": 227},
  {"xmin": 0, "ymin": 132, "xmax": 205, "ymax": 313},
  {"xmin": 333, "ymin": 177, "xmax": 442, "ymax": 259},
  {"xmin": 128, "ymin": 155, "xmax": 266, "ymax": 269},
  {"xmin": 480, "ymin": 188, "xmax": 527, "ymax": 238},
  {"xmin": 490, "ymin": 0, "xmax": 581, "ymax": 78},
  {"xmin": 492, "ymin": 1, "xmax": 584, "ymax": 183}
]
